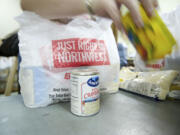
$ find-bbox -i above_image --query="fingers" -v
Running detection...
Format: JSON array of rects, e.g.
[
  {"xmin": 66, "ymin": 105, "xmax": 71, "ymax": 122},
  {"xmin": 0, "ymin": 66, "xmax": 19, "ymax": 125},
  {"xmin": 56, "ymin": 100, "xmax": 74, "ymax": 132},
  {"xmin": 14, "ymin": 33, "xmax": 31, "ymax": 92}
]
[
  {"xmin": 103, "ymin": 0, "xmax": 159, "ymax": 31},
  {"xmin": 153, "ymin": 0, "xmax": 159, "ymax": 8},
  {"xmin": 104, "ymin": 0, "xmax": 124, "ymax": 32},
  {"xmin": 140, "ymin": 0, "xmax": 157, "ymax": 16},
  {"xmin": 122, "ymin": 0, "xmax": 144, "ymax": 28}
]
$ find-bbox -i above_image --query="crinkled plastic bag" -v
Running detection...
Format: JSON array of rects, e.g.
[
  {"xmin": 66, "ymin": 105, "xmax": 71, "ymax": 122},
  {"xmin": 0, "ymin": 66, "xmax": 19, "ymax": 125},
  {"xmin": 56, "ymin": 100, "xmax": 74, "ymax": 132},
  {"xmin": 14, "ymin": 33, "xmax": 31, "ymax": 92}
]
[
  {"xmin": 17, "ymin": 12, "xmax": 120, "ymax": 108},
  {"xmin": 119, "ymin": 67, "xmax": 178, "ymax": 100},
  {"xmin": 168, "ymin": 74, "xmax": 180, "ymax": 100}
]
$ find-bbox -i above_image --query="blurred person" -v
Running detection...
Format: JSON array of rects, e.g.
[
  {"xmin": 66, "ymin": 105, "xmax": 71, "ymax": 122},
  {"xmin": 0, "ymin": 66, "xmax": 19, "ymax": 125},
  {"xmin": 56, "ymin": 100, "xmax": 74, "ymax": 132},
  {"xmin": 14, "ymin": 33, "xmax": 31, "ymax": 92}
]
[
  {"xmin": 117, "ymin": 43, "xmax": 128, "ymax": 68},
  {"xmin": 20, "ymin": 0, "xmax": 158, "ymax": 71},
  {"xmin": 1, "ymin": 0, "xmax": 158, "ymax": 57},
  {"xmin": 0, "ymin": 34, "xmax": 19, "ymax": 57},
  {"xmin": 21, "ymin": 0, "xmax": 158, "ymax": 30}
]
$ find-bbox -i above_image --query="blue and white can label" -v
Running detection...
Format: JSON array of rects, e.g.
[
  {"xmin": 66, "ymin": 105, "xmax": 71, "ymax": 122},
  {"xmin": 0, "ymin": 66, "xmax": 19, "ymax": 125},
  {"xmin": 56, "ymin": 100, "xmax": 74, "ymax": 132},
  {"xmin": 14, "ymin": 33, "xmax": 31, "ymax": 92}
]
[{"xmin": 71, "ymin": 69, "xmax": 100, "ymax": 116}]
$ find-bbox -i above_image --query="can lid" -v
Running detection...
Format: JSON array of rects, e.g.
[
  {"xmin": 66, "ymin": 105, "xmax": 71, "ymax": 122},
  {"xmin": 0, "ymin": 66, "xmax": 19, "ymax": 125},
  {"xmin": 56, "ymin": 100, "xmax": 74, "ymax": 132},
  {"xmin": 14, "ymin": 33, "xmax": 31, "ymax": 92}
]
[{"xmin": 71, "ymin": 69, "xmax": 99, "ymax": 76}]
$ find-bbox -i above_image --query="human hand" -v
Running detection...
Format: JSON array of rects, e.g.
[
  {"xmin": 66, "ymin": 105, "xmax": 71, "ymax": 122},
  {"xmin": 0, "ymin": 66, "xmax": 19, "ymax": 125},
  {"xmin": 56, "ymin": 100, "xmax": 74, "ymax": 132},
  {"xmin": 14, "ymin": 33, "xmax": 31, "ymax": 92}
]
[{"xmin": 92, "ymin": 0, "xmax": 158, "ymax": 30}]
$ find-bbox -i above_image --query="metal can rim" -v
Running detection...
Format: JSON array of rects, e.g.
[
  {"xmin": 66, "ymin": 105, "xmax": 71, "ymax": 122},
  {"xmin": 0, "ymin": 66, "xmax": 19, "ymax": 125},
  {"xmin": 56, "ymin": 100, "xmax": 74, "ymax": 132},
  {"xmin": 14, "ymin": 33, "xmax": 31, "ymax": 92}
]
[{"xmin": 71, "ymin": 69, "xmax": 99, "ymax": 76}]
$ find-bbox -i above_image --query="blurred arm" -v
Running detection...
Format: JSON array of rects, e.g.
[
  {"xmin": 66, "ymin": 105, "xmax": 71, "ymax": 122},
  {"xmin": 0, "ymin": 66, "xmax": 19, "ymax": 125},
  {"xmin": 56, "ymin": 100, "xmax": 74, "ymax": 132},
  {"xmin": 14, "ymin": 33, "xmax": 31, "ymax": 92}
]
[{"xmin": 21, "ymin": 0, "xmax": 88, "ymax": 19}]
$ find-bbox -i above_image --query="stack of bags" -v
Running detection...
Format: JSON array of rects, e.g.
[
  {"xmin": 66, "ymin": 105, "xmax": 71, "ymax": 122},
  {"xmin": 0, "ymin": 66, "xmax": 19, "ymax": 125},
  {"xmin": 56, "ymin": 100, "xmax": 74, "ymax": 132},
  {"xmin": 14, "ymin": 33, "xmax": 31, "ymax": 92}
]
[
  {"xmin": 0, "ymin": 68, "xmax": 9, "ymax": 93},
  {"xmin": 119, "ymin": 67, "xmax": 179, "ymax": 100},
  {"xmin": 0, "ymin": 57, "xmax": 18, "ymax": 94},
  {"xmin": 168, "ymin": 74, "xmax": 180, "ymax": 100}
]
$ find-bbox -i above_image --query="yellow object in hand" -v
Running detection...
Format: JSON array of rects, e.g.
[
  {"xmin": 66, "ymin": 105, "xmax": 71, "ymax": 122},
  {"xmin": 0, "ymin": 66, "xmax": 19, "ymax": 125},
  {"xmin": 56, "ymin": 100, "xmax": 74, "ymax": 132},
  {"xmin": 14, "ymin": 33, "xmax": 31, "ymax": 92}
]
[{"xmin": 122, "ymin": 6, "xmax": 176, "ymax": 61}]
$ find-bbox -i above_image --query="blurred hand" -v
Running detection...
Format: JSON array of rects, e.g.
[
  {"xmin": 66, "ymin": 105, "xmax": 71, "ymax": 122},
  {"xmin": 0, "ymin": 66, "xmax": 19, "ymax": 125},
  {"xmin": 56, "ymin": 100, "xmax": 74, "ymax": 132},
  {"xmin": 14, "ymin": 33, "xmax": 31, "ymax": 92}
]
[{"xmin": 92, "ymin": 0, "xmax": 158, "ymax": 30}]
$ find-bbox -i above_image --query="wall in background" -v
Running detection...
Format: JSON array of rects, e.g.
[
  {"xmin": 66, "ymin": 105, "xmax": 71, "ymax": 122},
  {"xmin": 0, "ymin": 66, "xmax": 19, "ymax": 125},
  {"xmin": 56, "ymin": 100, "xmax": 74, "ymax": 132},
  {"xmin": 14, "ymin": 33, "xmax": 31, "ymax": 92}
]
[
  {"xmin": 159, "ymin": 0, "xmax": 180, "ymax": 13},
  {"xmin": 0, "ymin": 0, "xmax": 22, "ymax": 39}
]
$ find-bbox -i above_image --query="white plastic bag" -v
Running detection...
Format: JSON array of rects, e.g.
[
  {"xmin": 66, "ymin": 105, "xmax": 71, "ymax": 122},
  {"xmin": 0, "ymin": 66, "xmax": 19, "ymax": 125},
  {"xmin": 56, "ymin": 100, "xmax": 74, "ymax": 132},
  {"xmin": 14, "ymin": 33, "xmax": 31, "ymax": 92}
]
[
  {"xmin": 17, "ymin": 12, "xmax": 120, "ymax": 108},
  {"xmin": 134, "ymin": 6, "xmax": 180, "ymax": 71},
  {"xmin": 119, "ymin": 67, "xmax": 178, "ymax": 100}
]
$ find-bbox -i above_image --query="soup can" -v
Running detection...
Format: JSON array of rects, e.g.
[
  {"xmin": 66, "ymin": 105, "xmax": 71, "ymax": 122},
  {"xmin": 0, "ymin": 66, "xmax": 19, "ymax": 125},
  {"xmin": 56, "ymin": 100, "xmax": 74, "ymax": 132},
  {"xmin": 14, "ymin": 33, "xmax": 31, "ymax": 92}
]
[{"xmin": 70, "ymin": 69, "xmax": 100, "ymax": 116}]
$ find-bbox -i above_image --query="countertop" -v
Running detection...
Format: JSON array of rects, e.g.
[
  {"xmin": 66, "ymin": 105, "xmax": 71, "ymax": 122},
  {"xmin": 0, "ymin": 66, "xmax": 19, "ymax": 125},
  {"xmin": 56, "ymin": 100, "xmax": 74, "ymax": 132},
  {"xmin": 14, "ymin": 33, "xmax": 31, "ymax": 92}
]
[{"xmin": 0, "ymin": 91, "xmax": 180, "ymax": 135}]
